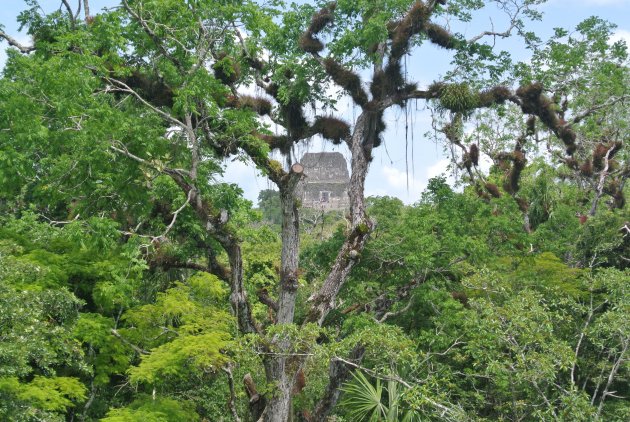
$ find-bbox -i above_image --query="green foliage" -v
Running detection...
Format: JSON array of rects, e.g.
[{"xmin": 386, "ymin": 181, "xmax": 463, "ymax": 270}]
[
  {"xmin": 0, "ymin": 376, "xmax": 86, "ymax": 420},
  {"xmin": 73, "ymin": 313, "xmax": 131, "ymax": 385},
  {"xmin": 102, "ymin": 395, "xmax": 199, "ymax": 422},
  {"xmin": 124, "ymin": 273, "xmax": 233, "ymax": 386},
  {"xmin": 258, "ymin": 189, "xmax": 282, "ymax": 225},
  {"xmin": 435, "ymin": 82, "xmax": 479, "ymax": 114},
  {"xmin": 0, "ymin": 1, "xmax": 628, "ymax": 421},
  {"xmin": 340, "ymin": 371, "xmax": 420, "ymax": 422}
]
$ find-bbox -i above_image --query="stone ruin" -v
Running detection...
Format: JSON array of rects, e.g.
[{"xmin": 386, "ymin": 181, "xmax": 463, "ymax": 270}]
[{"xmin": 298, "ymin": 152, "xmax": 350, "ymax": 210}]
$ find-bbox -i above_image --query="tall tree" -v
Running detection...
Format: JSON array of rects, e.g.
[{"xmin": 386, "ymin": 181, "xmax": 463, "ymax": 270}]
[{"xmin": 2, "ymin": 1, "xmax": 626, "ymax": 420}]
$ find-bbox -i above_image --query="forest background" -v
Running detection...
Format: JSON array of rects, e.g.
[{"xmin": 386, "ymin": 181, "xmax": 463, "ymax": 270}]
[{"xmin": 0, "ymin": 0, "xmax": 628, "ymax": 421}]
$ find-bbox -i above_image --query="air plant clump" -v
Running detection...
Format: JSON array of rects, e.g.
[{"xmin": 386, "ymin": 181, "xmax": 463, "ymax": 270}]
[
  {"xmin": 612, "ymin": 189, "xmax": 626, "ymax": 209},
  {"xmin": 390, "ymin": 2, "xmax": 429, "ymax": 59},
  {"xmin": 593, "ymin": 141, "xmax": 623, "ymax": 170},
  {"xmin": 475, "ymin": 185, "xmax": 491, "ymax": 200},
  {"xmin": 323, "ymin": 58, "xmax": 368, "ymax": 106},
  {"xmin": 387, "ymin": 20, "xmax": 401, "ymax": 39},
  {"xmin": 265, "ymin": 83, "xmax": 279, "ymax": 98},
  {"xmin": 580, "ymin": 160, "xmax": 593, "ymax": 176},
  {"xmin": 477, "ymin": 86, "xmax": 512, "ymax": 107},
  {"xmin": 603, "ymin": 178, "xmax": 626, "ymax": 208},
  {"xmin": 526, "ymin": 116, "xmax": 536, "ymax": 135},
  {"xmin": 604, "ymin": 178, "xmax": 621, "ymax": 196},
  {"xmin": 371, "ymin": 61, "xmax": 405, "ymax": 100},
  {"xmin": 311, "ymin": 116, "xmax": 351, "ymax": 144},
  {"xmin": 228, "ymin": 95, "xmax": 272, "ymax": 116},
  {"xmin": 373, "ymin": 111, "xmax": 387, "ymax": 148},
  {"xmin": 258, "ymin": 133, "xmax": 291, "ymax": 153},
  {"xmin": 485, "ymin": 182, "xmax": 502, "ymax": 198},
  {"xmin": 244, "ymin": 55, "xmax": 264, "ymax": 71},
  {"xmin": 558, "ymin": 127, "xmax": 577, "ymax": 154},
  {"xmin": 428, "ymin": 81, "xmax": 446, "ymax": 98},
  {"xmin": 609, "ymin": 141, "xmax": 623, "ymax": 157},
  {"xmin": 592, "ymin": 143, "xmax": 609, "ymax": 171},
  {"xmin": 309, "ymin": 2, "xmax": 336, "ymax": 34},
  {"xmin": 494, "ymin": 152, "xmax": 512, "ymax": 171},
  {"xmin": 564, "ymin": 157, "xmax": 579, "ymax": 170},
  {"xmin": 515, "ymin": 197, "xmax": 529, "ymax": 213},
  {"xmin": 281, "ymin": 99, "xmax": 309, "ymax": 136},
  {"xmin": 516, "ymin": 82, "xmax": 577, "ymax": 154},
  {"xmin": 469, "ymin": 144, "xmax": 479, "ymax": 166},
  {"xmin": 123, "ymin": 70, "xmax": 174, "ymax": 108},
  {"xmin": 364, "ymin": 111, "xmax": 386, "ymax": 149},
  {"xmin": 299, "ymin": 32, "xmax": 324, "ymax": 53},
  {"xmin": 425, "ymin": 22, "xmax": 458, "ymax": 49},
  {"xmin": 436, "ymin": 82, "xmax": 479, "ymax": 114},
  {"xmin": 504, "ymin": 150, "xmax": 526, "ymax": 194},
  {"xmin": 462, "ymin": 152, "xmax": 472, "ymax": 171},
  {"xmin": 517, "ymin": 83, "xmax": 559, "ymax": 128},
  {"xmin": 213, "ymin": 53, "xmax": 241, "ymax": 85}
]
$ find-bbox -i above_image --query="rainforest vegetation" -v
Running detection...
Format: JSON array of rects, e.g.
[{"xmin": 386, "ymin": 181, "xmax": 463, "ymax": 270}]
[{"xmin": 0, "ymin": 0, "xmax": 628, "ymax": 420}]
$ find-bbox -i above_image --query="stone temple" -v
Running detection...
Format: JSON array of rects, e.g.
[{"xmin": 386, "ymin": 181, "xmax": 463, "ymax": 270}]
[{"xmin": 298, "ymin": 152, "xmax": 350, "ymax": 210}]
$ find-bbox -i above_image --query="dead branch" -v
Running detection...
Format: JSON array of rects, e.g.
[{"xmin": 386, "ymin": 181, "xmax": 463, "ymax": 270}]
[
  {"xmin": 223, "ymin": 363, "xmax": 242, "ymax": 422},
  {"xmin": 104, "ymin": 77, "xmax": 185, "ymax": 128},
  {"xmin": 110, "ymin": 329, "xmax": 149, "ymax": 355},
  {"xmin": 0, "ymin": 30, "xmax": 35, "ymax": 54}
]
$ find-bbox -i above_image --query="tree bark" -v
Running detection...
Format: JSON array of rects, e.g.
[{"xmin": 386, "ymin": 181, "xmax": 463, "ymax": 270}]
[
  {"xmin": 306, "ymin": 112, "xmax": 375, "ymax": 325},
  {"xmin": 310, "ymin": 345, "xmax": 365, "ymax": 421},
  {"xmin": 263, "ymin": 164, "xmax": 304, "ymax": 422},
  {"xmin": 277, "ymin": 163, "xmax": 304, "ymax": 325}
]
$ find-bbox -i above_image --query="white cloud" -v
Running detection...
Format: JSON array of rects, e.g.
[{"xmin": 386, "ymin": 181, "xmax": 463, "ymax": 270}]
[
  {"xmin": 220, "ymin": 159, "xmax": 271, "ymax": 203},
  {"xmin": 426, "ymin": 158, "xmax": 451, "ymax": 180},
  {"xmin": 376, "ymin": 165, "xmax": 427, "ymax": 203},
  {"xmin": 610, "ymin": 29, "xmax": 630, "ymax": 46},
  {"xmin": 0, "ymin": 34, "xmax": 31, "ymax": 71}
]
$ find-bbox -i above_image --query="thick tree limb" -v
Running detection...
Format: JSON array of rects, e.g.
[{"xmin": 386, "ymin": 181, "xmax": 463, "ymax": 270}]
[
  {"xmin": 83, "ymin": 0, "xmax": 90, "ymax": 22},
  {"xmin": 243, "ymin": 373, "xmax": 266, "ymax": 421},
  {"xmin": 110, "ymin": 143, "xmax": 259, "ymax": 335},
  {"xmin": 309, "ymin": 345, "xmax": 365, "ymax": 422},
  {"xmin": 148, "ymin": 256, "xmax": 209, "ymax": 272},
  {"xmin": 0, "ymin": 30, "xmax": 35, "ymax": 53},
  {"xmin": 61, "ymin": 0, "xmax": 77, "ymax": 27},
  {"xmin": 306, "ymin": 113, "xmax": 375, "ymax": 325},
  {"xmin": 257, "ymin": 289, "xmax": 279, "ymax": 313},
  {"xmin": 276, "ymin": 163, "xmax": 304, "ymax": 325}
]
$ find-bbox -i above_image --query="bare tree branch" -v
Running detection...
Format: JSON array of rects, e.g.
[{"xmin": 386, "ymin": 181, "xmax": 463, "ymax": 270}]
[
  {"xmin": 110, "ymin": 329, "xmax": 149, "ymax": 355},
  {"xmin": 223, "ymin": 363, "xmax": 242, "ymax": 422},
  {"xmin": 589, "ymin": 145, "xmax": 615, "ymax": 216},
  {"xmin": 82, "ymin": 0, "xmax": 90, "ymax": 22},
  {"xmin": 121, "ymin": 0, "xmax": 183, "ymax": 69},
  {"xmin": 569, "ymin": 94, "xmax": 630, "ymax": 126},
  {"xmin": 0, "ymin": 30, "xmax": 35, "ymax": 54},
  {"xmin": 596, "ymin": 337, "xmax": 629, "ymax": 418},
  {"xmin": 468, "ymin": 19, "xmax": 518, "ymax": 44},
  {"xmin": 104, "ymin": 77, "xmax": 185, "ymax": 127}
]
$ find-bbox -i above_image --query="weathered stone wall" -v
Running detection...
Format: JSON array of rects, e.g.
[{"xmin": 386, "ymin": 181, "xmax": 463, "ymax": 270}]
[{"xmin": 298, "ymin": 152, "xmax": 349, "ymax": 210}]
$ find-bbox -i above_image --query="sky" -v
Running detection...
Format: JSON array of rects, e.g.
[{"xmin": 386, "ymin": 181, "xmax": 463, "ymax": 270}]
[{"xmin": 1, "ymin": 0, "xmax": 629, "ymax": 204}]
